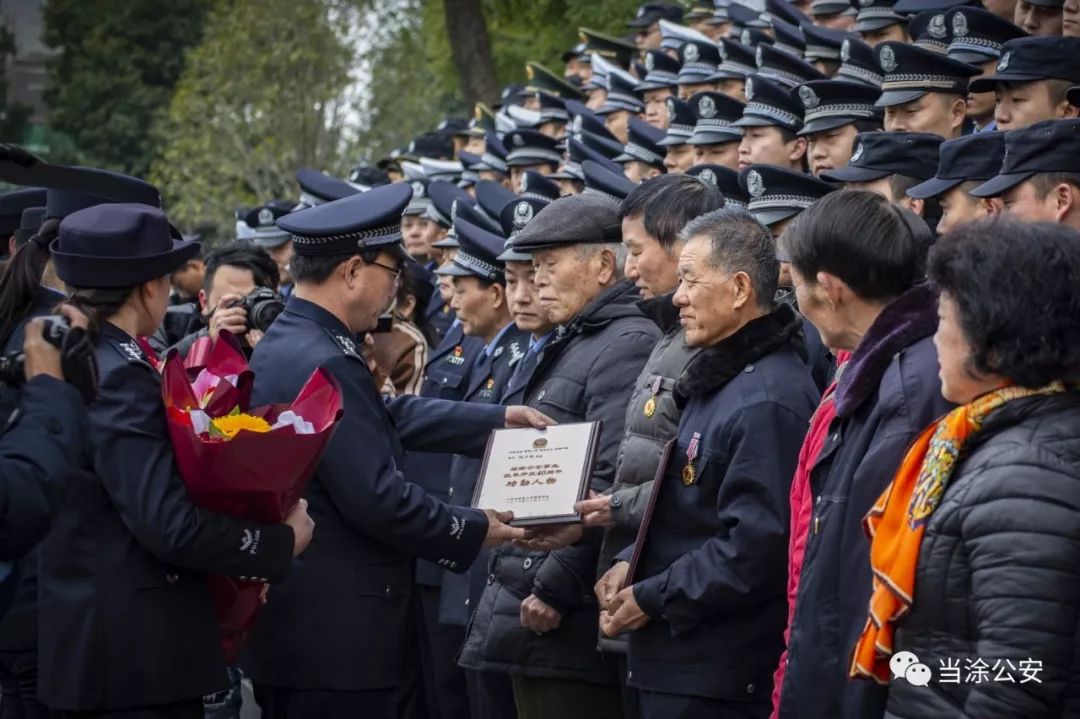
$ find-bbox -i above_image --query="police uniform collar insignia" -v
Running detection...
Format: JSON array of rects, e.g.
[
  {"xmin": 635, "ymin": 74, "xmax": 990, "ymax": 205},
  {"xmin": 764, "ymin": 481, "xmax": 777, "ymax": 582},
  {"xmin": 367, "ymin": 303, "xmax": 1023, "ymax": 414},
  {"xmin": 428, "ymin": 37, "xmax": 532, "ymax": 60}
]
[
  {"xmin": 744, "ymin": 78, "xmax": 755, "ymax": 101},
  {"xmin": 699, "ymin": 168, "xmax": 716, "ymax": 185},
  {"xmin": 118, "ymin": 339, "xmax": 145, "ymax": 364},
  {"xmin": 851, "ymin": 142, "xmax": 865, "ymax": 163},
  {"xmin": 682, "ymin": 431, "xmax": 702, "ymax": 485},
  {"xmin": 952, "ymin": 12, "xmax": 968, "ymax": 37},
  {"xmin": 509, "ymin": 341, "xmax": 525, "ymax": 366},
  {"xmin": 880, "ymin": 46, "xmax": 898, "ymax": 73},
  {"xmin": 684, "ymin": 43, "xmax": 700, "ymax": 63},
  {"xmin": 645, "ymin": 53, "xmax": 655, "ymax": 71},
  {"xmin": 333, "ymin": 332, "xmax": 358, "ymax": 356},
  {"xmin": 747, "ymin": 169, "xmax": 765, "ymax": 198},
  {"xmin": 493, "ymin": 346, "xmax": 504, "ymax": 359},
  {"xmin": 741, "ymin": 28, "xmax": 752, "ymax": 45},
  {"xmin": 514, "ymin": 201, "xmax": 534, "ymax": 228},
  {"xmin": 799, "ymin": 85, "xmax": 820, "ymax": 109},
  {"xmin": 841, "ymin": 39, "xmax": 851, "ymax": 62},
  {"xmin": 998, "ymin": 51, "xmax": 1011, "ymax": 71},
  {"xmin": 928, "ymin": 14, "xmax": 947, "ymax": 39},
  {"xmin": 698, "ymin": 95, "xmax": 717, "ymax": 118},
  {"xmin": 258, "ymin": 207, "xmax": 274, "ymax": 226}
]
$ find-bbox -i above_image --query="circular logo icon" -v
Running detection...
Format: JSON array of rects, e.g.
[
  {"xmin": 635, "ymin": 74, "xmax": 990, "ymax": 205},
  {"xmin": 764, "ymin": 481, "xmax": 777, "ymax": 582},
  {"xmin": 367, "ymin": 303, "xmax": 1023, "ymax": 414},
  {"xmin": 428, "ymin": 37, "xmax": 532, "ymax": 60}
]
[
  {"xmin": 699, "ymin": 168, "xmax": 717, "ymax": 185},
  {"xmin": 514, "ymin": 201, "xmax": 534, "ymax": 228},
  {"xmin": 411, "ymin": 180, "xmax": 425, "ymax": 197},
  {"xmin": 741, "ymin": 28, "xmax": 752, "ymax": 45},
  {"xmin": 746, "ymin": 169, "xmax": 765, "ymax": 198},
  {"xmin": 756, "ymin": 45, "xmax": 764, "ymax": 67},
  {"xmin": 952, "ymin": 12, "xmax": 969, "ymax": 37},
  {"xmin": 998, "ymin": 50, "xmax": 1011, "ymax": 71},
  {"xmin": 744, "ymin": 77, "xmax": 755, "ymax": 101},
  {"xmin": 698, "ymin": 95, "xmax": 717, "ymax": 118},
  {"xmin": 684, "ymin": 43, "xmax": 700, "ymax": 63},
  {"xmin": 928, "ymin": 14, "xmax": 947, "ymax": 39},
  {"xmin": 533, "ymin": 437, "xmax": 548, "ymax": 449},
  {"xmin": 798, "ymin": 85, "xmax": 820, "ymax": 109},
  {"xmin": 645, "ymin": 53, "xmax": 655, "ymax": 71},
  {"xmin": 879, "ymin": 45, "xmax": 898, "ymax": 73},
  {"xmin": 851, "ymin": 142, "xmax": 865, "ymax": 163},
  {"xmin": 513, "ymin": 133, "xmax": 525, "ymax": 147},
  {"xmin": 666, "ymin": 96, "xmax": 677, "ymax": 119},
  {"xmin": 450, "ymin": 200, "xmax": 459, "ymax": 223},
  {"xmin": 257, "ymin": 208, "xmax": 274, "ymax": 226}
]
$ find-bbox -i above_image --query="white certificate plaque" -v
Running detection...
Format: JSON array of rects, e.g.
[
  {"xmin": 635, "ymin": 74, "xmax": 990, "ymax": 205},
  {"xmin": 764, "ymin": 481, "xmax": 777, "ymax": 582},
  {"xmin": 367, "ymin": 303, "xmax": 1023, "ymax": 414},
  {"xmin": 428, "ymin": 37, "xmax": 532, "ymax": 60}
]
[{"xmin": 471, "ymin": 421, "xmax": 601, "ymax": 526}]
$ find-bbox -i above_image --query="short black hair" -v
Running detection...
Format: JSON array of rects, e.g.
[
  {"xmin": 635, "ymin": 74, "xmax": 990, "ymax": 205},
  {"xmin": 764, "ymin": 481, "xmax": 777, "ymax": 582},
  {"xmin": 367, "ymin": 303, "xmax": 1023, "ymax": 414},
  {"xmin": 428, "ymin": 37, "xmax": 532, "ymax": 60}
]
[
  {"xmin": 1031, "ymin": 172, "xmax": 1080, "ymax": 199},
  {"xmin": 928, "ymin": 218, "xmax": 1080, "ymax": 386},
  {"xmin": 620, "ymin": 173, "xmax": 726, "ymax": 248},
  {"xmin": 781, "ymin": 189, "xmax": 932, "ymax": 301},
  {"xmin": 203, "ymin": 242, "xmax": 280, "ymax": 293},
  {"xmin": 678, "ymin": 207, "xmax": 778, "ymax": 310}
]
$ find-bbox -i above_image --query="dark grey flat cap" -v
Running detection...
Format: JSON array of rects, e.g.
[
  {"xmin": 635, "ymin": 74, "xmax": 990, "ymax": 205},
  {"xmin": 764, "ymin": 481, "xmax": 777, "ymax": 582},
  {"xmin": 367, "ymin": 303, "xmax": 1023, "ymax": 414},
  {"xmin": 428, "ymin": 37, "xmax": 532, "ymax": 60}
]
[{"xmin": 510, "ymin": 193, "xmax": 622, "ymax": 252}]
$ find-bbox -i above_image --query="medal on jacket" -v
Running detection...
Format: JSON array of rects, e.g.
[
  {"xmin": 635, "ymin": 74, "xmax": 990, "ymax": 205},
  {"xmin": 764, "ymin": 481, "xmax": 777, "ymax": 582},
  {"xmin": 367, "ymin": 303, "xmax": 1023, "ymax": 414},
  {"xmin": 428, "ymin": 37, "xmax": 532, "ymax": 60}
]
[
  {"xmin": 643, "ymin": 376, "xmax": 662, "ymax": 419},
  {"xmin": 682, "ymin": 432, "xmax": 701, "ymax": 486}
]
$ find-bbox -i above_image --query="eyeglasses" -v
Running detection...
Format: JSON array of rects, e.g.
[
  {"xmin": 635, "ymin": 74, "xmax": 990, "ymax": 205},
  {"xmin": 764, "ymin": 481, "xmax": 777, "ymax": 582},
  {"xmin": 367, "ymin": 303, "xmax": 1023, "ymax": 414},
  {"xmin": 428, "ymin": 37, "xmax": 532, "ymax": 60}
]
[{"xmin": 369, "ymin": 259, "xmax": 403, "ymax": 284}]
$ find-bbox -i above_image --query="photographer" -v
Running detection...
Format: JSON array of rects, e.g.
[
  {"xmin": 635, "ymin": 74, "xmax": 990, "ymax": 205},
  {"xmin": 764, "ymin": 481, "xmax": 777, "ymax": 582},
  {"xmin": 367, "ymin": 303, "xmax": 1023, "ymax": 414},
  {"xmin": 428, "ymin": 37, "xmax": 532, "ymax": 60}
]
[{"xmin": 169, "ymin": 242, "xmax": 282, "ymax": 358}]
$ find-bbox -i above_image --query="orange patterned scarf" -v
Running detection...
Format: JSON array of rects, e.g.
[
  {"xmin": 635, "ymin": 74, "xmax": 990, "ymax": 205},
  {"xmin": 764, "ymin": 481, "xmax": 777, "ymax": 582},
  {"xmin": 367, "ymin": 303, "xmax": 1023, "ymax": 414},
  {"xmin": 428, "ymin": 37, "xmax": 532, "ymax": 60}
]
[{"xmin": 849, "ymin": 381, "xmax": 1065, "ymax": 683}]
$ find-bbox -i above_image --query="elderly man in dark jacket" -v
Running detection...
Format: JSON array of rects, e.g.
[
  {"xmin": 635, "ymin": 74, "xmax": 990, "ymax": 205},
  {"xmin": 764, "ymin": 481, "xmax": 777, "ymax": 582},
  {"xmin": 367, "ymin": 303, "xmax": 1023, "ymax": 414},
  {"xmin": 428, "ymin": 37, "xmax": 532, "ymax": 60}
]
[
  {"xmin": 596, "ymin": 208, "xmax": 819, "ymax": 719},
  {"xmin": 775, "ymin": 191, "xmax": 954, "ymax": 719},
  {"xmin": 459, "ymin": 194, "xmax": 661, "ymax": 719}
]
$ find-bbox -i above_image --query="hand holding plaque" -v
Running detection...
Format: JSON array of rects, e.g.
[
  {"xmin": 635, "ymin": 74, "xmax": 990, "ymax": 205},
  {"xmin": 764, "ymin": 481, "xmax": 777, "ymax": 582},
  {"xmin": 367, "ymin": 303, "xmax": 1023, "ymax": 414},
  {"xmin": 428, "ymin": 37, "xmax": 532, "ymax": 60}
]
[{"xmin": 472, "ymin": 421, "xmax": 601, "ymax": 527}]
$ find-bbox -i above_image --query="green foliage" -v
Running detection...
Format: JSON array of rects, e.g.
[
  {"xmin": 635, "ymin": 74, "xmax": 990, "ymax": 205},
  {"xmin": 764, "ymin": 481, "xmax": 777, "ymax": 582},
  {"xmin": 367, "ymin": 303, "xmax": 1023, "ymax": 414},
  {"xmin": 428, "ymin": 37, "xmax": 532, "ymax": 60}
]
[
  {"xmin": 41, "ymin": 0, "xmax": 210, "ymax": 175},
  {"xmin": 351, "ymin": 0, "xmax": 642, "ymax": 160},
  {"xmin": 151, "ymin": 0, "xmax": 353, "ymax": 239},
  {"xmin": 0, "ymin": 26, "xmax": 31, "ymax": 143}
]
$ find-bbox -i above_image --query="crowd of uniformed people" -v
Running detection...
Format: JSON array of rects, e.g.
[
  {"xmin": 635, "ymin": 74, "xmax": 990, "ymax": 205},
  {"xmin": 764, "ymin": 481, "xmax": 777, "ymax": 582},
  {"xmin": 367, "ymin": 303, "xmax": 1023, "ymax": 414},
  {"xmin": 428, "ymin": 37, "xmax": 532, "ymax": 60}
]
[{"xmin": 1, "ymin": 0, "xmax": 1080, "ymax": 717}]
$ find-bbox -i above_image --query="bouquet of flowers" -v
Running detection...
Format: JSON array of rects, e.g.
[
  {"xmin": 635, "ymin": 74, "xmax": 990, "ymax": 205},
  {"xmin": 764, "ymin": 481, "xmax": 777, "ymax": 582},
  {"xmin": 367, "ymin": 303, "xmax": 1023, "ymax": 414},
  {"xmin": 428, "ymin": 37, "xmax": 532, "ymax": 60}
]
[{"xmin": 161, "ymin": 333, "xmax": 343, "ymax": 662}]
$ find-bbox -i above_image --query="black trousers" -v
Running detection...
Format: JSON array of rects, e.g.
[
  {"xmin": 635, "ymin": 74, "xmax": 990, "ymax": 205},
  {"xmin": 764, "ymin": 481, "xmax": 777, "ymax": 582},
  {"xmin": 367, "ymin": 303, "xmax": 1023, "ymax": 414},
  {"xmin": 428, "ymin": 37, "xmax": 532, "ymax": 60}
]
[
  {"xmin": 0, "ymin": 649, "xmax": 46, "ymax": 719},
  {"xmin": 638, "ymin": 690, "xmax": 770, "ymax": 719},
  {"xmin": 254, "ymin": 685, "xmax": 398, "ymax": 719},
  {"xmin": 615, "ymin": 654, "xmax": 639, "ymax": 719},
  {"xmin": 465, "ymin": 669, "xmax": 517, "ymax": 719},
  {"xmin": 417, "ymin": 584, "xmax": 470, "ymax": 719},
  {"xmin": 48, "ymin": 701, "xmax": 202, "ymax": 719}
]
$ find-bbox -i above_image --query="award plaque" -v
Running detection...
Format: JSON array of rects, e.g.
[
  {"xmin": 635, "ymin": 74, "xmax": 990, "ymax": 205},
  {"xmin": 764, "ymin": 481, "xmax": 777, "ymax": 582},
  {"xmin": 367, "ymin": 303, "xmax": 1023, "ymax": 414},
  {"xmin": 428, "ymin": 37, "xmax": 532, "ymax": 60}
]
[
  {"xmin": 623, "ymin": 438, "xmax": 675, "ymax": 588},
  {"xmin": 471, "ymin": 421, "xmax": 601, "ymax": 526}
]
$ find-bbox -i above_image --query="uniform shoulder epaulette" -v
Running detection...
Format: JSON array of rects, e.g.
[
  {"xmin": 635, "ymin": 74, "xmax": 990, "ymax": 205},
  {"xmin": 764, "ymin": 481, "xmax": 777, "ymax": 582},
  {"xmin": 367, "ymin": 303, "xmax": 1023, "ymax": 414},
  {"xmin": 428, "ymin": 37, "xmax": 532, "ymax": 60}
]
[
  {"xmin": 325, "ymin": 327, "xmax": 363, "ymax": 361},
  {"xmin": 107, "ymin": 336, "xmax": 155, "ymax": 370}
]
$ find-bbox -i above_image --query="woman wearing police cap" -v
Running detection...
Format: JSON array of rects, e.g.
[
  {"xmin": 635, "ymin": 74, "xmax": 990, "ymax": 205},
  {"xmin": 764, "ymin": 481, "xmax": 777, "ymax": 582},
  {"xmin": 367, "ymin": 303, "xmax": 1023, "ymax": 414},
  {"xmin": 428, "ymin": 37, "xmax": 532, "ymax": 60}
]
[{"xmin": 34, "ymin": 203, "xmax": 313, "ymax": 718}]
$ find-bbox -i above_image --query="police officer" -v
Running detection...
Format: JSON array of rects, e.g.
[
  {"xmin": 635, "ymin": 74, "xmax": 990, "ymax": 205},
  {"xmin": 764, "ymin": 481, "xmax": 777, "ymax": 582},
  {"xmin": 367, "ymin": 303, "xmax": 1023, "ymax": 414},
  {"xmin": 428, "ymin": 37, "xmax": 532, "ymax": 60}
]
[
  {"xmin": 906, "ymin": 132, "xmax": 1007, "ymax": 234},
  {"xmin": 242, "ymin": 183, "xmax": 548, "ymax": 718},
  {"xmin": 436, "ymin": 216, "xmax": 530, "ymax": 718},
  {"xmin": 35, "ymin": 203, "xmax": 314, "ymax": 718}
]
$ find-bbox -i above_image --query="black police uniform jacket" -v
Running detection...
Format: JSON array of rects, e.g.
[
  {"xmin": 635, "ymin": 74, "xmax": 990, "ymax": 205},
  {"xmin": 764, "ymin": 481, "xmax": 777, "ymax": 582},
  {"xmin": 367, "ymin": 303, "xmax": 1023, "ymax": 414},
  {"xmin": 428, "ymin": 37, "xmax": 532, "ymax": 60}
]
[
  {"xmin": 623, "ymin": 305, "xmax": 819, "ymax": 703},
  {"xmin": 460, "ymin": 280, "xmax": 661, "ymax": 684},
  {"xmin": 407, "ymin": 321, "xmax": 484, "ymax": 589},
  {"xmin": 242, "ymin": 296, "xmax": 506, "ymax": 691},
  {"xmin": 779, "ymin": 283, "xmax": 953, "ymax": 719},
  {"xmin": 438, "ymin": 322, "xmax": 528, "ymax": 626},
  {"xmin": 37, "ymin": 322, "xmax": 296, "ymax": 711}
]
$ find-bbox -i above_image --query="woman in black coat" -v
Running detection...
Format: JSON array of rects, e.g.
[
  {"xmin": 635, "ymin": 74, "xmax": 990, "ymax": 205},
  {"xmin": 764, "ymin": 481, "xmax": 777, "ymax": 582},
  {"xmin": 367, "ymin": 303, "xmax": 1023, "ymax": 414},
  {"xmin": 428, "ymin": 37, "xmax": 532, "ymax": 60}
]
[
  {"xmin": 851, "ymin": 218, "xmax": 1080, "ymax": 719},
  {"xmin": 33, "ymin": 203, "xmax": 313, "ymax": 718}
]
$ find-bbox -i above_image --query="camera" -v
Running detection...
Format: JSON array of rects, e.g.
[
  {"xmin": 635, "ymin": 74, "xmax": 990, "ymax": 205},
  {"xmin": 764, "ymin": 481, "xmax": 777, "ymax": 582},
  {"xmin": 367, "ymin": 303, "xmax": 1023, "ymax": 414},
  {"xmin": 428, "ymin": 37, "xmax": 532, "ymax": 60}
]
[
  {"xmin": 0, "ymin": 315, "xmax": 98, "ymax": 403},
  {"xmin": 225, "ymin": 287, "xmax": 285, "ymax": 333}
]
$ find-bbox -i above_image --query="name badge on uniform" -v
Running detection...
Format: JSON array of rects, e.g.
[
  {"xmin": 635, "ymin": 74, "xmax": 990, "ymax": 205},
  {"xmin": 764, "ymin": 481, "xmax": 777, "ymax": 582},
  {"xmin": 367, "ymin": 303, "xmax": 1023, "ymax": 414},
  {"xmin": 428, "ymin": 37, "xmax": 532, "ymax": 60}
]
[
  {"xmin": 643, "ymin": 376, "xmax": 662, "ymax": 419},
  {"xmin": 682, "ymin": 432, "xmax": 701, "ymax": 486},
  {"xmin": 449, "ymin": 345, "xmax": 465, "ymax": 365},
  {"xmin": 479, "ymin": 376, "xmax": 496, "ymax": 399}
]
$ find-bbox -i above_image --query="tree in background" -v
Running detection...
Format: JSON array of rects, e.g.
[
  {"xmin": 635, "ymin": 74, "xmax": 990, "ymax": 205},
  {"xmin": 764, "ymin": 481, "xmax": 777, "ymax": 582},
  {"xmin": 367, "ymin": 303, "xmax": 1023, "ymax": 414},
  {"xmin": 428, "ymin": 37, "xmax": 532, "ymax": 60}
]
[
  {"xmin": 0, "ymin": 26, "xmax": 32, "ymax": 144},
  {"xmin": 42, "ymin": 0, "xmax": 210, "ymax": 175},
  {"xmin": 152, "ymin": 0, "xmax": 353, "ymax": 237}
]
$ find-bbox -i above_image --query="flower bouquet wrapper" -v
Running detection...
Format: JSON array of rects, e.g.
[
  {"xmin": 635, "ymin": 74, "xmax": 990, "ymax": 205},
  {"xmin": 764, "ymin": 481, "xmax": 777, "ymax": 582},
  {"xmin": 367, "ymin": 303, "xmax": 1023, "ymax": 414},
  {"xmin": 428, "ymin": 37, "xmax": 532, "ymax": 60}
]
[{"xmin": 161, "ymin": 335, "xmax": 343, "ymax": 662}]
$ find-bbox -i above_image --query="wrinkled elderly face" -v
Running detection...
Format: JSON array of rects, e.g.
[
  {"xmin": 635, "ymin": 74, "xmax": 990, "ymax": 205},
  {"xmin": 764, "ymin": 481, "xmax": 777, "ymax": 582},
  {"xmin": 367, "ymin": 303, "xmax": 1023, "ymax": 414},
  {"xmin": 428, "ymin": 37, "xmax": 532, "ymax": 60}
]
[
  {"xmin": 532, "ymin": 245, "xmax": 605, "ymax": 325},
  {"xmin": 671, "ymin": 235, "xmax": 743, "ymax": 347}
]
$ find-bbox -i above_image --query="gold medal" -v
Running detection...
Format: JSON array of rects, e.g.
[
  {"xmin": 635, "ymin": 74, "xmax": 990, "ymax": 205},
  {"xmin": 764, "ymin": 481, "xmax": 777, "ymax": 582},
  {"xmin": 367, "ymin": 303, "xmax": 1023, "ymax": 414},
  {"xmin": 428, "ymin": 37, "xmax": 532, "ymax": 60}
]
[
  {"xmin": 681, "ymin": 462, "xmax": 696, "ymax": 486},
  {"xmin": 682, "ymin": 431, "xmax": 702, "ymax": 486},
  {"xmin": 643, "ymin": 396, "xmax": 657, "ymax": 418}
]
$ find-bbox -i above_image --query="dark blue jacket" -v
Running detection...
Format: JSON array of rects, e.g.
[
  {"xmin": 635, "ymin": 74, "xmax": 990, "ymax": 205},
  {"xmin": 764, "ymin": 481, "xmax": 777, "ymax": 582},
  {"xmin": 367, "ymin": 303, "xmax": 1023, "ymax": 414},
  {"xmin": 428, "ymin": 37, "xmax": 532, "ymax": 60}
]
[
  {"xmin": 625, "ymin": 305, "xmax": 818, "ymax": 703},
  {"xmin": 242, "ymin": 297, "xmax": 506, "ymax": 691},
  {"xmin": 408, "ymin": 322, "xmax": 484, "ymax": 588},
  {"xmin": 439, "ymin": 323, "xmax": 529, "ymax": 626},
  {"xmin": 38, "ymin": 323, "xmax": 296, "ymax": 711},
  {"xmin": 779, "ymin": 284, "xmax": 953, "ymax": 719},
  {"xmin": 460, "ymin": 280, "xmax": 660, "ymax": 684}
]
